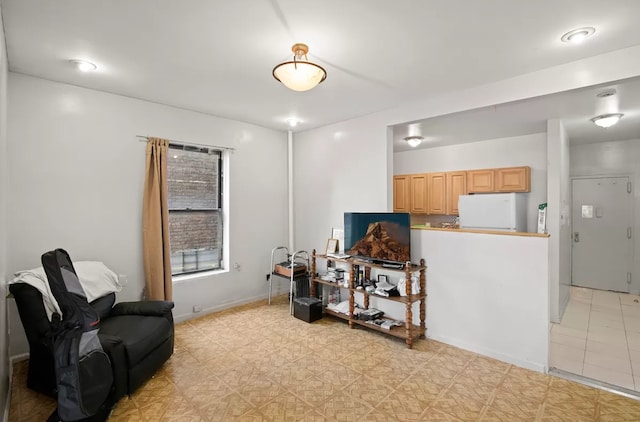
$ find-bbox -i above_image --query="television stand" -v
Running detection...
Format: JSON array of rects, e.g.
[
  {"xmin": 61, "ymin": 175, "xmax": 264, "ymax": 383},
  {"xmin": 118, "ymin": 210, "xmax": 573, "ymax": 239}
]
[{"xmin": 311, "ymin": 250, "xmax": 426, "ymax": 349}]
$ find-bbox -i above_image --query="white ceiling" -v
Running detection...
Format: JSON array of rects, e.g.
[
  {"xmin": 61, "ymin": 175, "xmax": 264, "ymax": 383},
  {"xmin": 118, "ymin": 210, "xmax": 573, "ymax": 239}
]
[
  {"xmin": 393, "ymin": 76, "xmax": 640, "ymax": 151},
  {"xmin": 2, "ymin": 1, "xmax": 640, "ymax": 134}
]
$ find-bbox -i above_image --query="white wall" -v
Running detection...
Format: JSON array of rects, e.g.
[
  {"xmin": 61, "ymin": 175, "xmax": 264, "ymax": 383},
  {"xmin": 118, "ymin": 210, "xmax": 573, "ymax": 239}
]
[
  {"xmin": 571, "ymin": 139, "xmax": 640, "ymax": 294},
  {"xmin": 547, "ymin": 120, "xmax": 572, "ymax": 322},
  {"xmin": 292, "ymin": 114, "xmax": 390, "ymax": 252},
  {"xmin": 7, "ymin": 74, "xmax": 289, "ymax": 352},
  {"xmin": 413, "ymin": 230, "xmax": 549, "ymax": 372},
  {"xmin": 394, "ymin": 133, "xmax": 547, "ymax": 233},
  {"xmin": 0, "ymin": 5, "xmax": 10, "ymax": 417}
]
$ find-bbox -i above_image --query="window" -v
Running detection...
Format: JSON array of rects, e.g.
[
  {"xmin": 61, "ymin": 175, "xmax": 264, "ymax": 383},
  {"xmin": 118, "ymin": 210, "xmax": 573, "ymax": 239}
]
[{"xmin": 167, "ymin": 144, "xmax": 223, "ymax": 275}]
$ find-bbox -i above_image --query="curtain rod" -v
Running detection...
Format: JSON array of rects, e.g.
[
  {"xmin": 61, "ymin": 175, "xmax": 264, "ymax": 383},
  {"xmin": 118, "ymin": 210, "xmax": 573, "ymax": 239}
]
[{"xmin": 136, "ymin": 135, "xmax": 235, "ymax": 152}]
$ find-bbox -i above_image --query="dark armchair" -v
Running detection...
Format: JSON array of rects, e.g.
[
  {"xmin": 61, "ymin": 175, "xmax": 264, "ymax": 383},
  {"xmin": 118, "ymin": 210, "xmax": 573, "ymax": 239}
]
[{"xmin": 9, "ymin": 283, "xmax": 175, "ymax": 401}]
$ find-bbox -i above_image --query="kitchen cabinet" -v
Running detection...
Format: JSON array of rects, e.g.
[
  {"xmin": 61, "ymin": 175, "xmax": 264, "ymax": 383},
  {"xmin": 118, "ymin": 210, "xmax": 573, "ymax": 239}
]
[
  {"xmin": 410, "ymin": 174, "xmax": 429, "ymax": 214},
  {"xmin": 394, "ymin": 166, "xmax": 530, "ymax": 214},
  {"xmin": 427, "ymin": 173, "xmax": 446, "ymax": 214},
  {"xmin": 467, "ymin": 169, "xmax": 494, "ymax": 193},
  {"xmin": 393, "ymin": 175, "xmax": 410, "ymax": 212},
  {"xmin": 496, "ymin": 166, "xmax": 531, "ymax": 192},
  {"xmin": 446, "ymin": 171, "xmax": 467, "ymax": 215}
]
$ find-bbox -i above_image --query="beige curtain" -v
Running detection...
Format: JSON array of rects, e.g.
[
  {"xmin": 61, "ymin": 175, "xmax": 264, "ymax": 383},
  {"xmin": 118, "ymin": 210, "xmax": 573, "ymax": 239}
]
[{"xmin": 142, "ymin": 138, "xmax": 172, "ymax": 301}]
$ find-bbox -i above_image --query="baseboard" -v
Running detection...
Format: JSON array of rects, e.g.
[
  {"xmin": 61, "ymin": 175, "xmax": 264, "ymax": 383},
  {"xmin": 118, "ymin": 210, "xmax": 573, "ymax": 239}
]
[
  {"xmin": 427, "ymin": 332, "xmax": 548, "ymax": 373},
  {"xmin": 174, "ymin": 294, "xmax": 271, "ymax": 323},
  {"xmin": 3, "ymin": 361, "xmax": 13, "ymax": 422},
  {"xmin": 9, "ymin": 354, "xmax": 28, "ymax": 364}
]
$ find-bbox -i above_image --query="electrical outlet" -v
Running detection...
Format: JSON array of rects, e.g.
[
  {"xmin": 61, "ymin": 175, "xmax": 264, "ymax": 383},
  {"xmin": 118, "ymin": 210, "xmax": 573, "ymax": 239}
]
[
  {"xmin": 193, "ymin": 305, "xmax": 202, "ymax": 313},
  {"xmin": 266, "ymin": 273, "xmax": 270, "ymax": 282}
]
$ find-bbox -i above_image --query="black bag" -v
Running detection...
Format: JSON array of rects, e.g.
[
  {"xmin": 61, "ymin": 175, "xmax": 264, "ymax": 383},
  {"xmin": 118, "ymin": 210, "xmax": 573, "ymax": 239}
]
[{"xmin": 41, "ymin": 249, "xmax": 114, "ymax": 421}]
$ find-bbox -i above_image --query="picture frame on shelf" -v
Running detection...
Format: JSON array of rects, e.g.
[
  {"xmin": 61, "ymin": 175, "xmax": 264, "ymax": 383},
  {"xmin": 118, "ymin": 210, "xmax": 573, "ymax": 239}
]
[
  {"xmin": 377, "ymin": 274, "xmax": 388, "ymax": 285},
  {"xmin": 326, "ymin": 238, "xmax": 338, "ymax": 255},
  {"xmin": 331, "ymin": 228, "xmax": 344, "ymax": 252}
]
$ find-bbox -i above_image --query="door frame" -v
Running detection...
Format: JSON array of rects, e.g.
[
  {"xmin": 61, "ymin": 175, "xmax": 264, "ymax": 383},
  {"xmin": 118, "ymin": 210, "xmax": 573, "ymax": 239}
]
[{"xmin": 569, "ymin": 174, "xmax": 634, "ymax": 291}]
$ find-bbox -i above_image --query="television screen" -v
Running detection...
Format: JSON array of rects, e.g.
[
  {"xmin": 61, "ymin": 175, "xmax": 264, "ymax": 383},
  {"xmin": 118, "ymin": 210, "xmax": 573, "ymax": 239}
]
[{"xmin": 344, "ymin": 212, "xmax": 411, "ymax": 264}]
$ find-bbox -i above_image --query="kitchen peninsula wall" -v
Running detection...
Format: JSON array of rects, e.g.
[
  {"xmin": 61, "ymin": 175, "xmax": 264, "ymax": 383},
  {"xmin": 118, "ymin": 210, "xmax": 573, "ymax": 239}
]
[{"xmin": 394, "ymin": 132, "xmax": 547, "ymax": 233}]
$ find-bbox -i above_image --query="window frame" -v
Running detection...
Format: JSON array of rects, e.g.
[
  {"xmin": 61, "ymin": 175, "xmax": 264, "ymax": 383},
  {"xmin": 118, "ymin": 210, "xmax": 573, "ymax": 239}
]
[{"xmin": 167, "ymin": 143, "xmax": 224, "ymax": 276}]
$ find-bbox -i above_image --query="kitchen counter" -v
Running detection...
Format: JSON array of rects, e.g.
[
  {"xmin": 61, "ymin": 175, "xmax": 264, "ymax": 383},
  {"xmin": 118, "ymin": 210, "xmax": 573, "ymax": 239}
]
[
  {"xmin": 411, "ymin": 225, "xmax": 549, "ymax": 238},
  {"xmin": 411, "ymin": 227, "xmax": 550, "ymax": 372}
]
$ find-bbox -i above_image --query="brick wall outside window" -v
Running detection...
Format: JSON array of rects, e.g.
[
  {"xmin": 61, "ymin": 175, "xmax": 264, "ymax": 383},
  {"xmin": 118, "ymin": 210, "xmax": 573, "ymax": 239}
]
[{"xmin": 167, "ymin": 147, "xmax": 222, "ymax": 274}]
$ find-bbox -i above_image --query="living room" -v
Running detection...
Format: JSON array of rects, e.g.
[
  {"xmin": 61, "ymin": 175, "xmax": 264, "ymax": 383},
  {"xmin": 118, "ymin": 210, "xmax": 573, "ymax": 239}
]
[{"xmin": 2, "ymin": 1, "xmax": 640, "ymax": 420}]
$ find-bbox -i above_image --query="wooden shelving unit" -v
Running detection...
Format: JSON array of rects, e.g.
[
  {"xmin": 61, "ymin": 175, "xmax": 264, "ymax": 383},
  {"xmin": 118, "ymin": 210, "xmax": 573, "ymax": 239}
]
[{"xmin": 310, "ymin": 250, "xmax": 426, "ymax": 349}]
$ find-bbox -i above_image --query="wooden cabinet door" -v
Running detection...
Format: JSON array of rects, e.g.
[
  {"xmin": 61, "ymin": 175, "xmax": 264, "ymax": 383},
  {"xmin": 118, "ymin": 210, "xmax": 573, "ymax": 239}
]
[
  {"xmin": 410, "ymin": 174, "xmax": 429, "ymax": 214},
  {"xmin": 428, "ymin": 173, "xmax": 446, "ymax": 214},
  {"xmin": 496, "ymin": 166, "xmax": 531, "ymax": 192},
  {"xmin": 393, "ymin": 175, "xmax": 410, "ymax": 212},
  {"xmin": 467, "ymin": 169, "xmax": 494, "ymax": 193},
  {"xmin": 446, "ymin": 171, "xmax": 467, "ymax": 215}
]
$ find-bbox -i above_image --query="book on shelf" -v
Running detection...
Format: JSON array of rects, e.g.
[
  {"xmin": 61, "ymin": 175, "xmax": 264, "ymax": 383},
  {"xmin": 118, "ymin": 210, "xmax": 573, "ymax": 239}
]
[{"xmin": 365, "ymin": 318, "xmax": 403, "ymax": 330}]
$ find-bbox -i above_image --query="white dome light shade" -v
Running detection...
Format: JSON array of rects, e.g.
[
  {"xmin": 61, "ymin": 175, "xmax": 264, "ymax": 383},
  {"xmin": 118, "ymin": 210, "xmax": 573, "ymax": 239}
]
[
  {"xmin": 70, "ymin": 59, "xmax": 97, "ymax": 72},
  {"xmin": 273, "ymin": 43, "xmax": 327, "ymax": 92},
  {"xmin": 404, "ymin": 136, "xmax": 423, "ymax": 147},
  {"xmin": 561, "ymin": 27, "xmax": 595, "ymax": 44},
  {"xmin": 591, "ymin": 113, "xmax": 624, "ymax": 128}
]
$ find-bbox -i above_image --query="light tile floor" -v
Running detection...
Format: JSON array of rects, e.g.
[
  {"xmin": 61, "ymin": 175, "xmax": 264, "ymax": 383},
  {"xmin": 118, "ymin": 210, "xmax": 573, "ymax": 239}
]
[
  {"xmin": 550, "ymin": 286, "xmax": 640, "ymax": 391},
  {"xmin": 10, "ymin": 294, "xmax": 640, "ymax": 421}
]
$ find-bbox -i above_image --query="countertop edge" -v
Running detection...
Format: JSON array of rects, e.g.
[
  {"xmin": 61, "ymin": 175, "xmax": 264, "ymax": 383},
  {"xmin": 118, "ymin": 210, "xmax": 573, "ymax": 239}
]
[{"xmin": 411, "ymin": 226, "xmax": 550, "ymax": 238}]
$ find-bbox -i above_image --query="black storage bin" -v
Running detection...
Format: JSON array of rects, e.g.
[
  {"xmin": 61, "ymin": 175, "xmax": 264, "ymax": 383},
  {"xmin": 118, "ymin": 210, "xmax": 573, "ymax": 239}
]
[{"xmin": 293, "ymin": 298, "xmax": 323, "ymax": 323}]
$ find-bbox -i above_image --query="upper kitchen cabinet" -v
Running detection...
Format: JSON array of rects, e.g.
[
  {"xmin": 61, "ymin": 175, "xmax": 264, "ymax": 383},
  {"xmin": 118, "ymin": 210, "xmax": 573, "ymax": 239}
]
[
  {"xmin": 446, "ymin": 171, "xmax": 467, "ymax": 215},
  {"xmin": 496, "ymin": 166, "xmax": 531, "ymax": 192},
  {"xmin": 427, "ymin": 173, "xmax": 446, "ymax": 214},
  {"xmin": 410, "ymin": 174, "xmax": 429, "ymax": 214},
  {"xmin": 393, "ymin": 175, "xmax": 410, "ymax": 212},
  {"xmin": 467, "ymin": 169, "xmax": 494, "ymax": 193}
]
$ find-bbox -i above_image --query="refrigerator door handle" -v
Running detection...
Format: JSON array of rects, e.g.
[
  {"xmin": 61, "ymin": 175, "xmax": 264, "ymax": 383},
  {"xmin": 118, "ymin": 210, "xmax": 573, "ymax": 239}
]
[{"xmin": 574, "ymin": 232, "xmax": 580, "ymax": 243}]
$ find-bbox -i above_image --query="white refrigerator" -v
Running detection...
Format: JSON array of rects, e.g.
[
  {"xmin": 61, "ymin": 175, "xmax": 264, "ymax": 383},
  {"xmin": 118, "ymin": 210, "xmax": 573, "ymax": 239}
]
[{"xmin": 458, "ymin": 193, "xmax": 527, "ymax": 232}]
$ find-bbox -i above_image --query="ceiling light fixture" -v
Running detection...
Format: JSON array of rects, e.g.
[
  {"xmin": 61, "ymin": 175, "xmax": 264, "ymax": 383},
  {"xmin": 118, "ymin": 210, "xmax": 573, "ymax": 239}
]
[
  {"xmin": 561, "ymin": 27, "xmax": 595, "ymax": 44},
  {"xmin": 273, "ymin": 43, "xmax": 327, "ymax": 92},
  {"xmin": 596, "ymin": 89, "xmax": 617, "ymax": 98},
  {"xmin": 591, "ymin": 113, "xmax": 623, "ymax": 128},
  {"xmin": 404, "ymin": 135, "xmax": 424, "ymax": 147},
  {"xmin": 286, "ymin": 117, "xmax": 300, "ymax": 127},
  {"xmin": 70, "ymin": 59, "xmax": 97, "ymax": 72}
]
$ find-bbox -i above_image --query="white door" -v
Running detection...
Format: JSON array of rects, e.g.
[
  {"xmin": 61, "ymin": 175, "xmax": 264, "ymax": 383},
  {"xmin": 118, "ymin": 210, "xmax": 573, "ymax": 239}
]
[{"xmin": 571, "ymin": 177, "xmax": 633, "ymax": 292}]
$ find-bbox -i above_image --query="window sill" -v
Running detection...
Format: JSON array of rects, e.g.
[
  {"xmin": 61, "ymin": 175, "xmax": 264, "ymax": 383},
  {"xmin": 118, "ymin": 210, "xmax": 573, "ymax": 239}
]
[{"xmin": 172, "ymin": 269, "xmax": 228, "ymax": 284}]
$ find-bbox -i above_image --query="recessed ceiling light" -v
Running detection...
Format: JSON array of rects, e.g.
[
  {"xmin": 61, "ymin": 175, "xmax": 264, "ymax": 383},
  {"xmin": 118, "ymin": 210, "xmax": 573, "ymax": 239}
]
[
  {"xmin": 404, "ymin": 136, "xmax": 424, "ymax": 147},
  {"xmin": 70, "ymin": 59, "xmax": 97, "ymax": 72},
  {"xmin": 285, "ymin": 118, "xmax": 300, "ymax": 127},
  {"xmin": 561, "ymin": 27, "xmax": 595, "ymax": 44},
  {"xmin": 596, "ymin": 89, "xmax": 617, "ymax": 98},
  {"xmin": 591, "ymin": 113, "xmax": 623, "ymax": 128}
]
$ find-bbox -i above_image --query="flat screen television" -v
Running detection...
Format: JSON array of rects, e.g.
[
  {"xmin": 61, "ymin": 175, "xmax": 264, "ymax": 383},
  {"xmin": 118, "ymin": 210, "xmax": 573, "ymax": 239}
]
[{"xmin": 344, "ymin": 212, "xmax": 411, "ymax": 265}]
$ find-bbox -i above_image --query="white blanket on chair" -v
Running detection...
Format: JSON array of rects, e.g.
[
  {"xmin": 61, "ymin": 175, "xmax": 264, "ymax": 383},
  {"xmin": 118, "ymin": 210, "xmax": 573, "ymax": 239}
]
[{"xmin": 9, "ymin": 261, "xmax": 126, "ymax": 320}]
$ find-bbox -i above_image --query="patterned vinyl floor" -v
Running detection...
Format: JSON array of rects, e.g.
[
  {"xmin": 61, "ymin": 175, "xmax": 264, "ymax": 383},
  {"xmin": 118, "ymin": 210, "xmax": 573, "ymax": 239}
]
[{"xmin": 8, "ymin": 295, "xmax": 640, "ymax": 421}]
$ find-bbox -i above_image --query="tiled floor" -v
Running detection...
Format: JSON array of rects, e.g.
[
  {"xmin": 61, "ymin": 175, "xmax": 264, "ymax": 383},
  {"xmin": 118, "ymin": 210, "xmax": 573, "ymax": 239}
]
[
  {"xmin": 10, "ymin": 295, "xmax": 640, "ymax": 421},
  {"xmin": 550, "ymin": 286, "xmax": 640, "ymax": 391}
]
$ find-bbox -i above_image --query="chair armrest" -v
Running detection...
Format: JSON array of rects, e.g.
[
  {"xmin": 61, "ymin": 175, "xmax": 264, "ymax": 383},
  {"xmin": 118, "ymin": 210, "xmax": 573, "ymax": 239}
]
[
  {"xmin": 111, "ymin": 301, "xmax": 174, "ymax": 317},
  {"xmin": 97, "ymin": 334, "xmax": 127, "ymax": 401}
]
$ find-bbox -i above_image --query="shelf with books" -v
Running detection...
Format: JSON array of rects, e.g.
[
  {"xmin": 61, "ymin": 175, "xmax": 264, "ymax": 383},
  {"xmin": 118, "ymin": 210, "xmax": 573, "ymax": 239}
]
[{"xmin": 310, "ymin": 249, "xmax": 426, "ymax": 349}]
